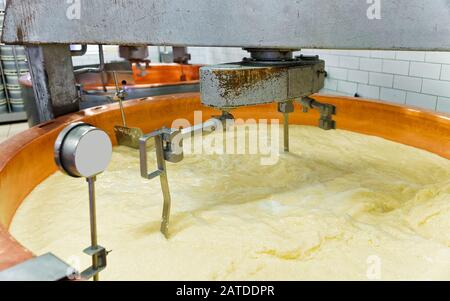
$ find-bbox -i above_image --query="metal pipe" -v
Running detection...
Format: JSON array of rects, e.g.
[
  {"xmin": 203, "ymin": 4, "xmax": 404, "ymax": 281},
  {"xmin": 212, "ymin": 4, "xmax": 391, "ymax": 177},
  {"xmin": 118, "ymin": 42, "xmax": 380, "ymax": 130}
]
[
  {"xmin": 87, "ymin": 176, "xmax": 99, "ymax": 282},
  {"xmin": 181, "ymin": 119, "xmax": 218, "ymax": 138}
]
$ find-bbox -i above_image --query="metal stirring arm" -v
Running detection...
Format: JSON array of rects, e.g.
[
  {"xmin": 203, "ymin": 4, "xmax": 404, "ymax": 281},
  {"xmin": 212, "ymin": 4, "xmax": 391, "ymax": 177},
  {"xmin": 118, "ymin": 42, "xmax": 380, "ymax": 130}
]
[
  {"xmin": 139, "ymin": 117, "xmax": 227, "ymax": 238},
  {"xmin": 139, "ymin": 128, "xmax": 180, "ymax": 238},
  {"xmin": 300, "ymin": 97, "xmax": 337, "ymax": 130},
  {"xmin": 278, "ymin": 97, "xmax": 336, "ymax": 153}
]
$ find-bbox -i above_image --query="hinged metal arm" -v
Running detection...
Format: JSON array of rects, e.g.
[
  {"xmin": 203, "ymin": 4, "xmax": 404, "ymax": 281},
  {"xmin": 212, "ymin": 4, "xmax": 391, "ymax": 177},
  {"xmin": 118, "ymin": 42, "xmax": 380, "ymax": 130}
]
[
  {"xmin": 138, "ymin": 118, "xmax": 227, "ymax": 238},
  {"xmin": 139, "ymin": 128, "xmax": 182, "ymax": 238}
]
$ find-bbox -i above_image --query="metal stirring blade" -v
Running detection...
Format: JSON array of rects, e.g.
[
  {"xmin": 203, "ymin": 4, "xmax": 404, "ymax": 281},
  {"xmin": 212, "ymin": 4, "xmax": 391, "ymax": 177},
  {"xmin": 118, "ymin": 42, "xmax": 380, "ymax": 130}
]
[{"xmin": 112, "ymin": 72, "xmax": 144, "ymax": 149}]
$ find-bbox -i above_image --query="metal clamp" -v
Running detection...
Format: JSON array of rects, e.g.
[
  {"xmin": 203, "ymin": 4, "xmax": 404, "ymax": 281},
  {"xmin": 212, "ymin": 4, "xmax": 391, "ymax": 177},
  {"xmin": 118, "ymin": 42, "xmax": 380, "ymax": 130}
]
[{"xmin": 80, "ymin": 245, "xmax": 109, "ymax": 280}]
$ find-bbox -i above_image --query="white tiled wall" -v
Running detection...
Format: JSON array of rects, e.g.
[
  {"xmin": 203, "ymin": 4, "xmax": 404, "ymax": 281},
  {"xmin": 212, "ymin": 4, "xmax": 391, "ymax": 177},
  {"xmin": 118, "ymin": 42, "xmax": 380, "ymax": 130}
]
[
  {"xmin": 188, "ymin": 47, "xmax": 247, "ymax": 65},
  {"xmin": 302, "ymin": 49, "xmax": 450, "ymax": 114}
]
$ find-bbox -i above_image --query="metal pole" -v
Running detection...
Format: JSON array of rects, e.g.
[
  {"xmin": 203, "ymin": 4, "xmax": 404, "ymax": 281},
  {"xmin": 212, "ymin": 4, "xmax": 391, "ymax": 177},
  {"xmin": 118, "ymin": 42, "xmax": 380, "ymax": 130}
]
[
  {"xmin": 155, "ymin": 135, "xmax": 171, "ymax": 238},
  {"xmin": 277, "ymin": 101, "xmax": 293, "ymax": 153},
  {"xmin": 283, "ymin": 112, "xmax": 289, "ymax": 152},
  {"xmin": 87, "ymin": 176, "xmax": 99, "ymax": 281},
  {"xmin": 98, "ymin": 45, "xmax": 107, "ymax": 92},
  {"xmin": 113, "ymin": 71, "xmax": 127, "ymax": 127}
]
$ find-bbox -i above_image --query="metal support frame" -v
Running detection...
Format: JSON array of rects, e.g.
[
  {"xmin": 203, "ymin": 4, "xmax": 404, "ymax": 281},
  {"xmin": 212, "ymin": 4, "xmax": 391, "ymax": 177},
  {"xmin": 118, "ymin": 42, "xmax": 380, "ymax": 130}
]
[
  {"xmin": 3, "ymin": 0, "xmax": 450, "ymax": 50},
  {"xmin": 80, "ymin": 176, "xmax": 108, "ymax": 281},
  {"xmin": 25, "ymin": 45, "xmax": 79, "ymax": 123}
]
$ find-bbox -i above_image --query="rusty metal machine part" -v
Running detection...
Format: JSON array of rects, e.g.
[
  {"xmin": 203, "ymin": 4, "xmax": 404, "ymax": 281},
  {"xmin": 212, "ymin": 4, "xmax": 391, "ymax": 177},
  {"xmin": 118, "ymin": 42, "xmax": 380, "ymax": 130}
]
[
  {"xmin": 200, "ymin": 50, "xmax": 326, "ymax": 109},
  {"xmin": 201, "ymin": 49, "xmax": 328, "ymax": 152}
]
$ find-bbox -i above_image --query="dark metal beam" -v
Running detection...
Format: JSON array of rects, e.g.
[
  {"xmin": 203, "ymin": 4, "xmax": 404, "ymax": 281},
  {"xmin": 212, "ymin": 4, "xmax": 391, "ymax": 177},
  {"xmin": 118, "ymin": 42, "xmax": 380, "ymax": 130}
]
[{"xmin": 26, "ymin": 45, "xmax": 79, "ymax": 123}]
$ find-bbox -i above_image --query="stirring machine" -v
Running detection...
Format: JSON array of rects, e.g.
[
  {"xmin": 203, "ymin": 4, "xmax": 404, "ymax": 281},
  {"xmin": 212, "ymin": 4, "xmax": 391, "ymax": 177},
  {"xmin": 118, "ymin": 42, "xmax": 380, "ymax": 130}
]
[{"xmin": 1, "ymin": 0, "xmax": 449, "ymax": 280}]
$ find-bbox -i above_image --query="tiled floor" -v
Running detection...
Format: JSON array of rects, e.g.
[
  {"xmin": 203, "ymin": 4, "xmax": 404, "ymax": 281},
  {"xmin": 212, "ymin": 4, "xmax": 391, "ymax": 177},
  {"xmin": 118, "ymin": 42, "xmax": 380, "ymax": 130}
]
[{"xmin": 0, "ymin": 122, "xmax": 29, "ymax": 144}]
